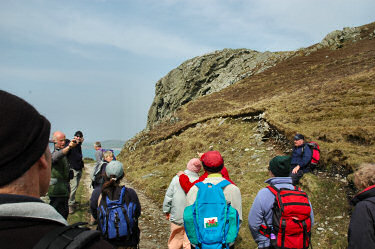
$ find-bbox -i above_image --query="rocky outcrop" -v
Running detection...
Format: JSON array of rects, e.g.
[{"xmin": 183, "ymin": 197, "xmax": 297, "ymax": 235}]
[
  {"xmin": 146, "ymin": 48, "xmax": 294, "ymax": 129},
  {"xmin": 146, "ymin": 24, "xmax": 371, "ymax": 130}
]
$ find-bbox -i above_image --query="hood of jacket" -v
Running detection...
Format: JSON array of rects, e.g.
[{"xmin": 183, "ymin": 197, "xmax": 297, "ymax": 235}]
[{"xmin": 351, "ymin": 185, "xmax": 375, "ymax": 206}]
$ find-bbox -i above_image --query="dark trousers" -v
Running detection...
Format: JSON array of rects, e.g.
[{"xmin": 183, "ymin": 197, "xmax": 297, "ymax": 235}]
[
  {"xmin": 290, "ymin": 166, "xmax": 311, "ymax": 185},
  {"xmin": 290, "ymin": 169, "xmax": 304, "ymax": 185},
  {"xmin": 50, "ymin": 196, "xmax": 69, "ymax": 219}
]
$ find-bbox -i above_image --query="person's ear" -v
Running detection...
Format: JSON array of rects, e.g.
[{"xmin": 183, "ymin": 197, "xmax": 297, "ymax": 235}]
[{"xmin": 38, "ymin": 147, "xmax": 51, "ymax": 170}]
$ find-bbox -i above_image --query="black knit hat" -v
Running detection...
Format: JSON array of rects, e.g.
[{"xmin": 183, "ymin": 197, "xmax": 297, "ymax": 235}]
[
  {"xmin": 74, "ymin": 130, "xmax": 83, "ymax": 137},
  {"xmin": 269, "ymin": 156, "xmax": 291, "ymax": 177},
  {"xmin": 0, "ymin": 90, "xmax": 51, "ymax": 186}
]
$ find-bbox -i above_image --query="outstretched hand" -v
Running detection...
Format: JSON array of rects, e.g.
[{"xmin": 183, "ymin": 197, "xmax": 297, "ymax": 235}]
[
  {"xmin": 177, "ymin": 171, "xmax": 184, "ymax": 176},
  {"xmin": 292, "ymin": 165, "xmax": 301, "ymax": 174},
  {"xmin": 197, "ymin": 152, "xmax": 204, "ymax": 158}
]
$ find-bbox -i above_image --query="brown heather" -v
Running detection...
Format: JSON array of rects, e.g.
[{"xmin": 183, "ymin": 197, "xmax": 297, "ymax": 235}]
[{"xmin": 118, "ymin": 22, "xmax": 375, "ymax": 248}]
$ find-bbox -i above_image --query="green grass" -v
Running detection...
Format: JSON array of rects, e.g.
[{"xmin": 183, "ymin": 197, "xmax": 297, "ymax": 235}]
[{"xmin": 67, "ymin": 169, "xmax": 91, "ymax": 225}]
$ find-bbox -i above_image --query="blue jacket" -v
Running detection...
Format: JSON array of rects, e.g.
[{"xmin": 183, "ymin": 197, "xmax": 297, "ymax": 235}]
[
  {"xmin": 248, "ymin": 177, "xmax": 314, "ymax": 248},
  {"xmin": 291, "ymin": 144, "xmax": 312, "ymax": 172}
]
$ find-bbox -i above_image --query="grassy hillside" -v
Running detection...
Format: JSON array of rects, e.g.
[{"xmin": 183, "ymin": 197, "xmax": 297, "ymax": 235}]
[
  {"xmin": 126, "ymin": 22, "xmax": 375, "ymax": 173},
  {"xmin": 118, "ymin": 22, "xmax": 375, "ymax": 248}
]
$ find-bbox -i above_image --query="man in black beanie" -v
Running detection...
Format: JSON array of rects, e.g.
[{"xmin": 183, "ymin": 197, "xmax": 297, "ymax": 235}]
[
  {"xmin": 248, "ymin": 156, "xmax": 314, "ymax": 249},
  {"xmin": 66, "ymin": 130, "xmax": 85, "ymax": 214},
  {"xmin": 0, "ymin": 90, "xmax": 113, "ymax": 249}
]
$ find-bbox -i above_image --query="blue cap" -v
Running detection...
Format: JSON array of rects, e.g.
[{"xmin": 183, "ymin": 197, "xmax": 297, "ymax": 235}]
[{"xmin": 294, "ymin": 134, "xmax": 304, "ymax": 140}]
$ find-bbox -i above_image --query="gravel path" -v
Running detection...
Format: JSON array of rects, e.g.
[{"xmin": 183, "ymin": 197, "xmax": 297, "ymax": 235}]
[{"xmin": 82, "ymin": 163, "xmax": 170, "ymax": 249}]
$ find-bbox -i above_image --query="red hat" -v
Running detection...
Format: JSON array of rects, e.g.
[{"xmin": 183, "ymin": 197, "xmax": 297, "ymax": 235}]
[{"xmin": 200, "ymin": 151, "xmax": 224, "ymax": 173}]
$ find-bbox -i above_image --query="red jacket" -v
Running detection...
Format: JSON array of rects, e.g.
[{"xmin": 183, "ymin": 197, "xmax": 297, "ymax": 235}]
[{"xmin": 178, "ymin": 166, "xmax": 235, "ymax": 193}]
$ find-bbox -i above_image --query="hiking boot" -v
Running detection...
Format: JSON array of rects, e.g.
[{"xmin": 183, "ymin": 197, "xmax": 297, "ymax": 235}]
[{"xmin": 69, "ymin": 206, "xmax": 75, "ymax": 214}]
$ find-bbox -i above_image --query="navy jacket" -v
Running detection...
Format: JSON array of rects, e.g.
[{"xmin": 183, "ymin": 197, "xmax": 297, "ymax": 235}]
[
  {"xmin": 348, "ymin": 185, "xmax": 375, "ymax": 249},
  {"xmin": 66, "ymin": 139, "xmax": 84, "ymax": 170},
  {"xmin": 291, "ymin": 144, "xmax": 312, "ymax": 172}
]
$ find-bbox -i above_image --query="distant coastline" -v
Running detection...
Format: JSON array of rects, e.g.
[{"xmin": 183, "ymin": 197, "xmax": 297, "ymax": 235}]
[
  {"xmin": 82, "ymin": 148, "xmax": 121, "ymax": 160},
  {"xmin": 49, "ymin": 140, "xmax": 123, "ymax": 160}
]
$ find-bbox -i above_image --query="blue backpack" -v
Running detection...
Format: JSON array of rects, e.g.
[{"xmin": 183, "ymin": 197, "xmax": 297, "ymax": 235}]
[
  {"xmin": 183, "ymin": 180, "xmax": 240, "ymax": 249},
  {"xmin": 97, "ymin": 186, "xmax": 138, "ymax": 241}
]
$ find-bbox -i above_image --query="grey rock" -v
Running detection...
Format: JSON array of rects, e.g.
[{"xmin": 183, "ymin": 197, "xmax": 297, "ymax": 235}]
[{"xmin": 147, "ymin": 48, "xmax": 294, "ymax": 128}]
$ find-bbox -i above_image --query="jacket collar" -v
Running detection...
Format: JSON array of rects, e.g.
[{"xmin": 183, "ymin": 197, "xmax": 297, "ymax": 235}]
[
  {"xmin": 0, "ymin": 194, "xmax": 68, "ymax": 225},
  {"xmin": 351, "ymin": 185, "xmax": 375, "ymax": 206},
  {"xmin": 265, "ymin": 177, "xmax": 293, "ymax": 185}
]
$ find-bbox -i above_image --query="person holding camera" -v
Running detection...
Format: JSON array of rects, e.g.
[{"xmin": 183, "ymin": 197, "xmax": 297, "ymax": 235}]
[
  {"xmin": 48, "ymin": 131, "xmax": 77, "ymax": 219},
  {"xmin": 66, "ymin": 130, "xmax": 85, "ymax": 214}
]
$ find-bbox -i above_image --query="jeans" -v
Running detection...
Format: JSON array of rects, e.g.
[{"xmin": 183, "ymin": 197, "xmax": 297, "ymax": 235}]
[{"xmin": 69, "ymin": 169, "xmax": 82, "ymax": 206}]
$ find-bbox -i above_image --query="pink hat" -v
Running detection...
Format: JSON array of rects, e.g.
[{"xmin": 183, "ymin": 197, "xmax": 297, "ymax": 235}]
[{"xmin": 186, "ymin": 158, "xmax": 202, "ymax": 173}]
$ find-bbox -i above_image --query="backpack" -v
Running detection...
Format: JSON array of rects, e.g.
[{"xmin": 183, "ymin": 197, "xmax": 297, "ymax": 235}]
[
  {"xmin": 33, "ymin": 222, "xmax": 101, "ymax": 249},
  {"xmin": 183, "ymin": 180, "xmax": 240, "ymax": 249},
  {"xmin": 97, "ymin": 186, "xmax": 139, "ymax": 244},
  {"xmin": 90, "ymin": 161, "xmax": 106, "ymax": 187},
  {"xmin": 303, "ymin": 142, "xmax": 320, "ymax": 170},
  {"xmin": 259, "ymin": 185, "xmax": 311, "ymax": 249}
]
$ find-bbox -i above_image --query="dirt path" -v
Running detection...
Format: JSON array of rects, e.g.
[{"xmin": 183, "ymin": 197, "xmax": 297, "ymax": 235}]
[{"xmin": 82, "ymin": 163, "xmax": 170, "ymax": 249}]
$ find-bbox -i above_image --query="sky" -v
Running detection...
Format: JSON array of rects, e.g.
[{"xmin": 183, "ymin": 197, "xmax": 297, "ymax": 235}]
[{"xmin": 0, "ymin": 0, "xmax": 374, "ymax": 143}]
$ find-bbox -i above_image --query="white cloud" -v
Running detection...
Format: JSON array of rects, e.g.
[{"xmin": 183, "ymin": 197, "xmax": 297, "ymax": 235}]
[{"xmin": 0, "ymin": 1, "xmax": 214, "ymax": 59}]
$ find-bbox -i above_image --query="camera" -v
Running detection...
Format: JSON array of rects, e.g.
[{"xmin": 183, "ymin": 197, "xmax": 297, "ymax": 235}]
[{"xmin": 72, "ymin": 140, "xmax": 77, "ymax": 144}]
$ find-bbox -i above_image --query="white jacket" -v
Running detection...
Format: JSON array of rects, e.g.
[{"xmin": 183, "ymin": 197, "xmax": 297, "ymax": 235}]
[{"xmin": 163, "ymin": 169, "xmax": 199, "ymax": 225}]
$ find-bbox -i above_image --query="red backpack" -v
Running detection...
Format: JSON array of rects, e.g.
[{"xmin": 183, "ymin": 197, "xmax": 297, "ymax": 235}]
[
  {"xmin": 259, "ymin": 185, "xmax": 312, "ymax": 249},
  {"xmin": 303, "ymin": 142, "xmax": 320, "ymax": 169}
]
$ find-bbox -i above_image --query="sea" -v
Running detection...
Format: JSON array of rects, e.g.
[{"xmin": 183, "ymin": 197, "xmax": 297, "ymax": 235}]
[
  {"xmin": 48, "ymin": 143, "xmax": 121, "ymax": 160},
  {"xmin": 81, "ymin": 148, "xmax": 121, "ymax": 160}
]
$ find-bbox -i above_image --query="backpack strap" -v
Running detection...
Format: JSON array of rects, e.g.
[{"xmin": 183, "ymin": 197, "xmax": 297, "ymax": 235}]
[
  {"xmin": 216, "ymin": 180, "xmax": 231, "ymax": 189},
  {"xmin": 195, "ymin": 180, "xmax": 231, "ymax": 189},
  {"xmin": 266, "ymin": 185, "xmax": 280, "ymax": 196},
  {"xmin": 119, "ymin": 186, "xmax": 133, "ymax": 239},
  {"xmin": 33, "ymin": 222, "xmax": 100, "ymax": 249}
]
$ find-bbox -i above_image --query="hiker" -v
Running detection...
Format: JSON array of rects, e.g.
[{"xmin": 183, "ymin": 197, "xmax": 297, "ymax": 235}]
[
  {"xmin": 290, "ymin": 133, "xmax": 312, "ymax": 185},
  {"xmin": 94, "ymin": 141, "xmax": 103, "ymax": 163},
  {"xmin": 185, "ymin": 151, "xmax": 242, "ymax": 249},
  {"xmin": 348, "ymin": 163, "xmax": 375, "ymax": 249},
  {"xmin": 177, "ymin": 152, "xmax": 235, "ymax": 194},
  {"xmin": 89, "ymin": 150, "xmax": 114, "ymax": 224},
  {"xmin": 66, "ymin": 130, "xmax": 85, "ymax": 214},
  {"xmin": 49, "ymin": 130, "xmax": 78, "ymax": 219},
  {"xmin": 248, "ymin": 155, "xmax": 314, "ymax": 249},
  {"xmin": 0, "ymin": 90, "xmax": 113, "ymax": 249},
  {"xmin": 97, "ymin": 160, "xmax": 141, "ymax": 248},
  {"xmin": 163, "ymin": 158, "xmax": 202, "ymax": 249}
]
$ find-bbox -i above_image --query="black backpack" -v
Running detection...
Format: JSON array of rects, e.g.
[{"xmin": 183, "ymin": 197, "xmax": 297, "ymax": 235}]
[{"xmin": 33, "ymin": 222, "xmax": 101, "ymax": 249}]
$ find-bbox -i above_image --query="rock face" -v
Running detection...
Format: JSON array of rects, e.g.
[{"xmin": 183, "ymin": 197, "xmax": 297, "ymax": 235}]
[
  {"xmin": 146, "ymin": 25, "xmax": 367, "ymax": 130},
  {"xmin": 147, "ymin": 48, "xmax": 294, "ymax": 129}
]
